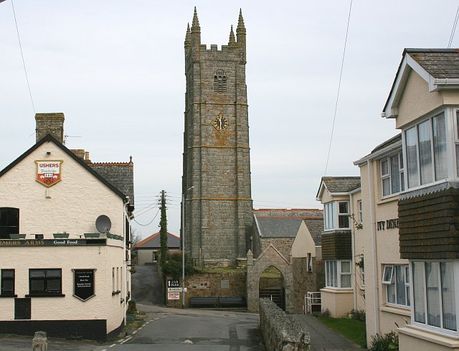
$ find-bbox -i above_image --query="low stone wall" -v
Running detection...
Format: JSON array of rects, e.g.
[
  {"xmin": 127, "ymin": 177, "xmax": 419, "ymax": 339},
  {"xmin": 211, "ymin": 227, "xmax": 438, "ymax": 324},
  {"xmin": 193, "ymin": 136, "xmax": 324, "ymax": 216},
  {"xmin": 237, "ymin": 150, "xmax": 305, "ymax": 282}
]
[{"xmin": 259, "ymin": 299, "xmax": 310, "ymax": 351}]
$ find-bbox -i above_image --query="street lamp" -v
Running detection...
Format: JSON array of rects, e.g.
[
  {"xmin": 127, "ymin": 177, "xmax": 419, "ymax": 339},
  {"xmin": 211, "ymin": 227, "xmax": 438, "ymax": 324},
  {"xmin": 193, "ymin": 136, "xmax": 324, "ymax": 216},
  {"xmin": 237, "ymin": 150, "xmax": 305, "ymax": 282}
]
[{"xmin": 182, "ymin": 186, "xmax": 193, "ymax": 308}]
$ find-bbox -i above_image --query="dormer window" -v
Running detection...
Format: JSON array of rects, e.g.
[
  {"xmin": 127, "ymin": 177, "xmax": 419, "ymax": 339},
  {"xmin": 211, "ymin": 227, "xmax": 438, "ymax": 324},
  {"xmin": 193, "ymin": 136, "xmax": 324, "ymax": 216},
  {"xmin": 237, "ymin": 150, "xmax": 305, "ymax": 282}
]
[{"xmin": 324, "ymin": 201, "xmax": 350, "ymax": 230}]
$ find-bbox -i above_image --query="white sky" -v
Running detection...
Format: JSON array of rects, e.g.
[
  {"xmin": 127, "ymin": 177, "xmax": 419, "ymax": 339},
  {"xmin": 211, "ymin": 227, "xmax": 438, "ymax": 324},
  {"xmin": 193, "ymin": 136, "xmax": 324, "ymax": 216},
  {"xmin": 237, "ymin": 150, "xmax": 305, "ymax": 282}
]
[{"xmin": 0, "ymin": 1, "xmax": 458, "ymax": 239}]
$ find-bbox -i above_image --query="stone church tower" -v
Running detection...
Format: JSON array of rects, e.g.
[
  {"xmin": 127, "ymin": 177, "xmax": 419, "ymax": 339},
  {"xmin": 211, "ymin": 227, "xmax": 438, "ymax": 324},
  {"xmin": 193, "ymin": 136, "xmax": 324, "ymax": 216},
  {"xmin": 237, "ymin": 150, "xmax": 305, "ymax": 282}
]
[{"xmin": 182, "ymin": 8, "xmax": 253, "ymax": 267}]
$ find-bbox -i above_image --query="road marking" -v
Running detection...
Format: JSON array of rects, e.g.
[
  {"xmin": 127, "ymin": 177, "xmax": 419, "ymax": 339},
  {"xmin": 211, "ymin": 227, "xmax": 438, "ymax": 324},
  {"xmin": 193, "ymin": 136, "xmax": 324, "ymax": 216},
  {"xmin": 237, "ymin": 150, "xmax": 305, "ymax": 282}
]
[
  {"xmin": 121, "ymin": 336, "xmax": 133, "ymax": 344},
  {"xmin": 109, "ymin": 344, "xmax": 117, "ymax": 348}
]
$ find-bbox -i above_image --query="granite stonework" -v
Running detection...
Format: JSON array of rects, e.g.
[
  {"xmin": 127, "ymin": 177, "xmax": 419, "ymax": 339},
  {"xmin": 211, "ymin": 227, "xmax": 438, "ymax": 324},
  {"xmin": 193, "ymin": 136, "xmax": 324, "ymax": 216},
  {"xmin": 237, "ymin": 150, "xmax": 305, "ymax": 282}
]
[
  {"xmin": 35, "ymin": 113, "xmax": 65, "ymax": 143},
  {"xmin": 259, "ymin": 298, "xmax": 310, "ymax": 351},
  {"xmin": 183, "ymin": 269, "xmax": 246, "ymax": 306},
  {"xmin": 291, "ymin": 257, "xmax": 324, "ymax": 313},
  {"xmin": 182, "ymin": 9, "xmax": 253, "ymax": 267}
]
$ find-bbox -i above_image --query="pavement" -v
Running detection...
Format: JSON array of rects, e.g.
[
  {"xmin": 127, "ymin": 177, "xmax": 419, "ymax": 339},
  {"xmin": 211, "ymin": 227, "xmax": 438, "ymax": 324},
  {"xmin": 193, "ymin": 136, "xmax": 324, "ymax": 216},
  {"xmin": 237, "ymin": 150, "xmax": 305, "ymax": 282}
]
[{"xmin": 291, "ymin": 314, "xmax": 364, "ymax": 351}]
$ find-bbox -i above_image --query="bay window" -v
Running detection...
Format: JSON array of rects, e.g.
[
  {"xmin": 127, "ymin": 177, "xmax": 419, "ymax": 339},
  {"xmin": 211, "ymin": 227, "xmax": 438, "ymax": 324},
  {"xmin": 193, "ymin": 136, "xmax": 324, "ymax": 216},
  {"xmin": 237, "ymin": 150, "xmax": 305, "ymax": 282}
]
[
  {"xmin": 325, "ymin": 260, "xmax": 351, "ymax": 288},
  {"xmin": 405, "ymin": 112, "xmax": 447, "ymax": 189},
  {"xmin": 380, "ymin": 152, "xmax": 404, "ymax": 197},
  {"xmin": 382, "ymin": 264, "xmax": 410, "ymax": 307},
  {"xmin": 324, "ymin": 201, "xmax": 350, "ymax": 230},
  {"xmin": 412, "ymin": 261, "xmax": 457, "ymax": 333}
]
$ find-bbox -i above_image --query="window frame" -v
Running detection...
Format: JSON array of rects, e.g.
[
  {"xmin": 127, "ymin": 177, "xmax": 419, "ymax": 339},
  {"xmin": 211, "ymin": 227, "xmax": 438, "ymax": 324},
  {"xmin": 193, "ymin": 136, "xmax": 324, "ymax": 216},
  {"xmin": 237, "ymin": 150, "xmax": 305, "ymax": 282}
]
[
  {"xmin": 325, "ymin": 260, "xmax": 352, "ymax": 289},
  {"xmin": 411, "ymin": 261, "xmax": 459, "ymax": 336},
  {"xmin": 0, "ymin": 269, "xmax": 15, "ymax": 297},
  {"xmin": 380, "ymin": 152, "xmax": 404, "ymax": 198},
  {"xmin": 382, "ymin": 264, "xmax": 410, "ymax": 307},
  {"xmin": 28, "ymin": 268, "xmax": 63, "ymax": 297},
  {"xmin": 323, "ymin": 201, "xmax": 350, "ymax": 231},
  {"xmin": 403, "ymin": 111, "xmax": 449, "ymax": 190}
]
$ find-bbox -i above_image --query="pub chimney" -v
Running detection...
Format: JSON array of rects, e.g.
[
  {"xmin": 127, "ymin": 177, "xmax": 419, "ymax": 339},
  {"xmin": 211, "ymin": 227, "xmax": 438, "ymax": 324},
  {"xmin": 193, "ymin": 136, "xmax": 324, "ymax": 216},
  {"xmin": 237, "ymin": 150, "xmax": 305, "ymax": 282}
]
[{"xmin": 35, "ymin": 112, "xmax": 65, "ymax": 143}]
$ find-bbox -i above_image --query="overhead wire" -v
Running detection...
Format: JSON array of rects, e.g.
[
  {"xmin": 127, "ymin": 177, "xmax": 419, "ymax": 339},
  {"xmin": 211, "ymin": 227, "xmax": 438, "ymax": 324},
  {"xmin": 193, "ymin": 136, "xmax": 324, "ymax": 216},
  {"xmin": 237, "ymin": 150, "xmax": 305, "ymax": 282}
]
[
  {"xmin": 323, "ymin": 0, "xmax": 353, "ymax": 176},
  {"xmin": 132, "ymin": 208, "xmax": 160, "ymax": 227},
  {"xmin": 11, "ymin": 0, "xmax": 36, "ymax": 113},
  {"xmin": 448, "ymin": 4, "xmax": 459, "ymax": 48}
]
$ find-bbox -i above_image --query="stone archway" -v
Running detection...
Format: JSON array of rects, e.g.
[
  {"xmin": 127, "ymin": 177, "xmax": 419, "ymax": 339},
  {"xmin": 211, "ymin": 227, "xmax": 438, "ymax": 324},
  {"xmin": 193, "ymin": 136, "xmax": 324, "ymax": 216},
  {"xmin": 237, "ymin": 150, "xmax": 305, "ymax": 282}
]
[
  {"xmin": 259, "ymin": 265, "xmax": 285, "ymax": 310},
  {"xmin": 247, "ymin": 244, "xmax": 293, "ymax": 312}
]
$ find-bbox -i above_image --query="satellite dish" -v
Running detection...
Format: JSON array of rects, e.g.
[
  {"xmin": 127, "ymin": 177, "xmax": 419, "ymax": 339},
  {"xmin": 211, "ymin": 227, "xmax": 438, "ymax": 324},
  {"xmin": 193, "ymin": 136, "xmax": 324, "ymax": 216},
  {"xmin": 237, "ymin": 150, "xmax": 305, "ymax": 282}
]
[{"xmin": 96, "ymin": 215, "xmax": 112, "ymax": 233}]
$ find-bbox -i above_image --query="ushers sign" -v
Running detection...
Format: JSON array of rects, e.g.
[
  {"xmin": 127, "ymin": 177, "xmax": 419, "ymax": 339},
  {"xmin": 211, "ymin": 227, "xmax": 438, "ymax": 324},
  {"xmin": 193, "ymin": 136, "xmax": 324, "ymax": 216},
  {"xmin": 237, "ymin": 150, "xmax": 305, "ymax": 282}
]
[{"xmin": 35, "ymin": 160, "xmax": 63, "ymax": 187}]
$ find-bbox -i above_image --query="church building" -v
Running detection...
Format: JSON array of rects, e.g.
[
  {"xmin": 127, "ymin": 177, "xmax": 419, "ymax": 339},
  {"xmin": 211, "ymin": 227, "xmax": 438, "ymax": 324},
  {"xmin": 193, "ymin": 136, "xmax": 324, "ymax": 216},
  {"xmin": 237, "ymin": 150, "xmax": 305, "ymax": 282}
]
[{"xmin": 181, "ymin": 8, "xmax": 253, "ymax": 267}]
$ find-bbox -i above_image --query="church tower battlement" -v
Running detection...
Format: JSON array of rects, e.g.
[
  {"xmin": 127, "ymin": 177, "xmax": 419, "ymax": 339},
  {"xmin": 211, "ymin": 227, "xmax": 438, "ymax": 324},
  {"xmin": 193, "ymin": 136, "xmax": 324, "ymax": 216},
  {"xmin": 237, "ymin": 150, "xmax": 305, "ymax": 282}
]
[{"xmin": 182, "ymin": 8, "xmax": 253, "ymax": 267}]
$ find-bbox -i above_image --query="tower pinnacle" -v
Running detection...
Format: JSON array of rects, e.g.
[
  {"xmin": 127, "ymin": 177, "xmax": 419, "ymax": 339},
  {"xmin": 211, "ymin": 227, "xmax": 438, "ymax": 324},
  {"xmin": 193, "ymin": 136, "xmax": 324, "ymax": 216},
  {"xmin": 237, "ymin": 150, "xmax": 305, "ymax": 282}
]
[
  {"xmin": 191, "ymin": 6, "xmax": 200, "ymax": 32},
  {"xmin": 228, "ymin": 25, "xmax": 236, "ymax": 46},
  {"xmin": 185, "ymin": 23, "xmax": 191, "ymax": 47},
  {"xmin": 236, "ymin": 9, "xmax": 245, "ymax": 34}
]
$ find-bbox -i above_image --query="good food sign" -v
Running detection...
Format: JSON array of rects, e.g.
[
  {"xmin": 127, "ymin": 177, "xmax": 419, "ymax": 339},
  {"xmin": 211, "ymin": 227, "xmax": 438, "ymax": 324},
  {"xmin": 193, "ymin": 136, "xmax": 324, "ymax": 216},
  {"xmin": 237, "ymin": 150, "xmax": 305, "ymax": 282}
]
[{"xmin": 35, "ymin": 160, "xmax": 63, "ymax": 187}]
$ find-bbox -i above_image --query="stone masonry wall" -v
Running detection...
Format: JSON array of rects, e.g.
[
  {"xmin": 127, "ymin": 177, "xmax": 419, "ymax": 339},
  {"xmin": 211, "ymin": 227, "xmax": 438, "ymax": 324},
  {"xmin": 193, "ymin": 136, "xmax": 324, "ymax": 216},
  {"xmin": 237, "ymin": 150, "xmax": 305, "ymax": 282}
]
[
  {"xmin": 184, "ymin": 270, "xmax": 246, "ymax": 306},
  {"xmin": 259, "ymin": 298, "xmax": 310, "ymax": 351},
  {"xmin": 291, "ymin": 257, "xmax": 324, "ymax": 313}
]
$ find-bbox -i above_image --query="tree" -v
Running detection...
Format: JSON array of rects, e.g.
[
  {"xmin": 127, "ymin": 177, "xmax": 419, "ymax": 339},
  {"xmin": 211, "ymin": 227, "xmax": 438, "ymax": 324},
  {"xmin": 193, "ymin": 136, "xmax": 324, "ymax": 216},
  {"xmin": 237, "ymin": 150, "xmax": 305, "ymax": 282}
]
[{"xmin": 159, "ymin": 190, "xmax": 168, "ymax": 267}]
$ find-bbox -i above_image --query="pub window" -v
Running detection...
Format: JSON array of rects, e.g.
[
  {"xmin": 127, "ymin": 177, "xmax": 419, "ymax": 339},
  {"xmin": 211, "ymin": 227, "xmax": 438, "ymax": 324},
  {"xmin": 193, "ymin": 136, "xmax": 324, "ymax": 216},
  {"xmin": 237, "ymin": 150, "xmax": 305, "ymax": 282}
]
[
  {"xmin": 1, "ymin": 269, "xmax": 15, "ymax": 296},
  {"xmin": 29, "ymin": 269, "xmax": 62, "ymax": 296},
  {"xmin": 213, "ymin": 69, "xmax": 227, "ymax": 93},
  {"xmin": 0, "ymin": 208, "xmax": 19, "ymax": 239}
]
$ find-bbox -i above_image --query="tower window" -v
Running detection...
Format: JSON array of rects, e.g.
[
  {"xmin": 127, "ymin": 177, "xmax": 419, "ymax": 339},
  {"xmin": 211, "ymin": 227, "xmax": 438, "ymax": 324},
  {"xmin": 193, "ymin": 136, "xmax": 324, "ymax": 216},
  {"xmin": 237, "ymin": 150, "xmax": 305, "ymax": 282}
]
[{"xmin": 214, "ymin": 69, "xmax": 227, "ymax": 93}]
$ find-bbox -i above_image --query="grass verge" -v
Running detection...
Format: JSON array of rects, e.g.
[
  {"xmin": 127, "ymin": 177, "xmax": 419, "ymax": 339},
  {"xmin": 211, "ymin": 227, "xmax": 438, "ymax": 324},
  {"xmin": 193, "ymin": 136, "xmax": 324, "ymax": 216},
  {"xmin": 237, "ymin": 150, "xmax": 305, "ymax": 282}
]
[{"xmin": 317, "ymin": 315, "xmax": 367, "ymax": 348}]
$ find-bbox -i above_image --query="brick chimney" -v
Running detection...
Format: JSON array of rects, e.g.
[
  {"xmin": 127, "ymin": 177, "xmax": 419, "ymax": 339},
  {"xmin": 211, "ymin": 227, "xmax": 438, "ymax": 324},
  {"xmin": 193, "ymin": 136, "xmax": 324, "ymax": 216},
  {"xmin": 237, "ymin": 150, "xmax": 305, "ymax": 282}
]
[{"xmin": 35, "ymin": 113, "xmax": 65, "ymax": 143}]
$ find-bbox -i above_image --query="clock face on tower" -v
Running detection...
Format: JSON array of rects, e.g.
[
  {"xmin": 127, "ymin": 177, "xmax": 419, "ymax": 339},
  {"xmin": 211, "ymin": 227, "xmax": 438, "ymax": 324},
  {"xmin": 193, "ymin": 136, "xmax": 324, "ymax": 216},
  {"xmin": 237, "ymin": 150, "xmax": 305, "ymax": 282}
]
[{"xmin": 212, "ymin": 114, "xmax": 228, "ymax": 131}]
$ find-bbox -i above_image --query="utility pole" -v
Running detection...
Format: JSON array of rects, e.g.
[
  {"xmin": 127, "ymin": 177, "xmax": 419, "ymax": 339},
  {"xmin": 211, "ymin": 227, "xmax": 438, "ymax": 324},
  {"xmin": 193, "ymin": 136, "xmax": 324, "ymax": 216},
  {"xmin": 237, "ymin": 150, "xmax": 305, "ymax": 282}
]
[{"xmin": 159, "ymin": 190, "xmax": 168, "ymax": 267}]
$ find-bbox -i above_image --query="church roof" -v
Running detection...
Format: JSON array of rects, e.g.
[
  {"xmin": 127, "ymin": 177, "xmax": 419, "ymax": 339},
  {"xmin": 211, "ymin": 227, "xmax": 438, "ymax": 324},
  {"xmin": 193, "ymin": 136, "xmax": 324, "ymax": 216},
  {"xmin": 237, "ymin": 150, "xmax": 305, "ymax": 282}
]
[
  {"xmin": 134, "ymin": 232, "xmax": 180, "ymax": 250},
  {"xmin": 303, "ymin": 219, "xmax": 323, "ymax": 246},
  {"xmin": 255, "ymin": 217, "xmax": 302, "ymax": 238}
]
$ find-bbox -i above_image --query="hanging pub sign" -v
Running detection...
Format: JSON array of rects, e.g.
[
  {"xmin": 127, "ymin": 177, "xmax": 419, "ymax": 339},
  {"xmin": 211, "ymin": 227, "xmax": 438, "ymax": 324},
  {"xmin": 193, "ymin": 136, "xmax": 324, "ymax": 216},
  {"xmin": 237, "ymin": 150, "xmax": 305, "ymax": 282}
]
[
  {"xmin": 35, "ymin": 160, "xmax": 63, "ymax": 187},
  {"xmin": 73, "ymin": 269, "xmax": 95, "ymax": 301}
]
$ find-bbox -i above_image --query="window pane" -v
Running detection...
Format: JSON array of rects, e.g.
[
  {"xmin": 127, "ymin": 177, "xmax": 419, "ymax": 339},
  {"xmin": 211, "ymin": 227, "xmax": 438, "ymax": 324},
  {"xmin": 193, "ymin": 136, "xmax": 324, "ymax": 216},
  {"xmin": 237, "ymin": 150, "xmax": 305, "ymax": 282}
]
[
  {"xmin": 441, "ymin": 262, "xmax": 456, "ymax": 331},
  {"xmin": 400, "ymin": 171, "xmax": 405, "ymax": 192},
  {"xmin": 418, "ymin": 120, "xmax": 433, "ymax": 185},
  {"xmin": 426, "ymin": 262, "xmax": 441, "ymax": 327},
  {"xmin": 413, "ymin": 262, "xmax": 426, "ymax": 323},
  {"xmin": 338, "ymin": 215, "xmax": 349, "ymax": 228},
  {"xmin": 47, "ymin": 278, "xmax": 60, "ymax": 293},
  {"xmin": 30, "ymin": 279, "xmax": 45, "ymax": 293},
  {"xmin": 391, "ymin": 155, "xmax": 400, "ymax": 193},
  {"xmin": 406, "ymin": 127, "xmax": 419, "ymax": 188},
  {"xmin": 341, "ymin": 274, "xmax": 351, "ymax": 288},
  {"xmin": 341, "ymin": 261, "xmax": 351, "ymax": 273},
  {"xmin": 381, "ymin": 159, "xmax": 389, "ymax": 176},
  {"xmin": 30, "ymin": 270, "xmax": 45, "ymax": 278},
  {"xmin": 382, "ymin": 178, "xmax": 391, "ymax": 197},
  {"xmin": 332, "ymin": 261, "xmax": 337, "ymax": 287},
  {"xmin": 46, "ymin": 270, "xmax": 61, "ymax": 278},
  {"xmin": 387, "ymin": 281, "xmax": 396, "ymax": 304},
  {"xmin": 433, "ymin": 114, "xmax": 447, "ymax": 181},
  {"xmin": 396, "ymin": 266, "xmax": 406, "ymax": 305},
  {"xmin": 383, "ymin": 266, "xmax": 393, "ymax": 283},
  {"xmin": 339, "ymin": 202, "xmax": 348, "ymax": 214}
]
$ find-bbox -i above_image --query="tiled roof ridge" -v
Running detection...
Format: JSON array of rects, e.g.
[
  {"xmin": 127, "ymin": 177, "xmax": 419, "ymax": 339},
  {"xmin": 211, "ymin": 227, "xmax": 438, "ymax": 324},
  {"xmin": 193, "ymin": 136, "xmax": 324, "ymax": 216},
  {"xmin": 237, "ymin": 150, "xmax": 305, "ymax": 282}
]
[
  {"xmin": 91, "ymin": 161, "xmax": 133, "ymax": 167},
  {"xmin": 322, "ymin": 176, "xmax": 360, "ymax": 180},
  {"xmin": 405, "ymin": 48, "xmax": 459, "ymax": 53}
]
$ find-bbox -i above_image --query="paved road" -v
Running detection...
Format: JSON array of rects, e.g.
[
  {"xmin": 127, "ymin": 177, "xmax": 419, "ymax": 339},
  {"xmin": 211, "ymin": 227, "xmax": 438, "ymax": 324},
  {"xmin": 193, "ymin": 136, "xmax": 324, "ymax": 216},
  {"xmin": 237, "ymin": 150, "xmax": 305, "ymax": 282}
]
[
  {"xmin": 132, "ymin": 263, "xmax": 163, "ymax": 305},
  {"xmin": 110, "ymin": 304, "xmax": 264, "ymax": 351}
]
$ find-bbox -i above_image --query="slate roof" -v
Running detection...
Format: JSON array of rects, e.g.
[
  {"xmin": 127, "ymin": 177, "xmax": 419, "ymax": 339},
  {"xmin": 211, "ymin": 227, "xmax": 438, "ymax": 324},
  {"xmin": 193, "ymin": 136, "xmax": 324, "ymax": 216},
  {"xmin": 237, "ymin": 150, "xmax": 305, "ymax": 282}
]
[
  {"xmin": 253, "ymin": 208, "xmax": 323, "ymax": 219},
  {"xmin": 90, "ymin": 161, "xmax": 134, "ymax": 206},
  {"xmin": 407, "ymin": 48, "xmax": 459, "ymax": 79},
  {"xmin": 134, "ymin": 232, "xmax": 180, "ymax": 250},
  {"xmin": 371, "ymin": 133, "xmax": 401, "ymax": 154},
  {"xmin": 321, "ymin": 176, "xmax": 361, "ymax": 193},
  {"xmin": 303, "ymin": 219, "xmax": 323, "ymax": 246},
  {"xmin": 255, "ymin": 217, "xmax": 302, "ymax": 238},
  {"xmin": 0, "ymin": 134, "xmax": 127, "ymax": 201}
]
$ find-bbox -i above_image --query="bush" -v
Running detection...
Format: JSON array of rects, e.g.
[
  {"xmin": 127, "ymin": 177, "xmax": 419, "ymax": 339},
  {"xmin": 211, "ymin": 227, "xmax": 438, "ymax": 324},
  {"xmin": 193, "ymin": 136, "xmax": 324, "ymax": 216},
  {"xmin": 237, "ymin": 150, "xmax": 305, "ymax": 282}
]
[
  {"xmin": 350, "ymin": 309, "xmax": 366, "ymax": 322},
  {"xmin": 161, "ymin": 252, "xmax": 195, "ymax": 279},
  {"xmin": 127, "ymin": 300, "xmax": 137, "ymax": 314},
  {"xmin": 369, "ymin": 331, "xmax": 399, "ymax": 351}
]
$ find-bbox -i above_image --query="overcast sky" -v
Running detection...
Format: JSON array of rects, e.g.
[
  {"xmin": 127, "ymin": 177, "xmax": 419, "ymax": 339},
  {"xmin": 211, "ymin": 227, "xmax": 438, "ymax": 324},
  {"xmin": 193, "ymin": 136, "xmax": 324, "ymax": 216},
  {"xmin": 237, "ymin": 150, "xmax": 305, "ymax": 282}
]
[{"xmin": 1, "ymin": 1, "xmax": 458, "ymax": 239}]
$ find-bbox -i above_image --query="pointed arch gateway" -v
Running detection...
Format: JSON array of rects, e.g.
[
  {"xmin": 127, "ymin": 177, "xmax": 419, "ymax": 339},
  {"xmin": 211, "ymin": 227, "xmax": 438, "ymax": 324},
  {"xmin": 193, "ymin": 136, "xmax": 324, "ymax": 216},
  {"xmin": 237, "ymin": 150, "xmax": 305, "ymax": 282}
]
[{"xmin": 247, "ymin": 244, "xmax": 293, "ymax": 312}]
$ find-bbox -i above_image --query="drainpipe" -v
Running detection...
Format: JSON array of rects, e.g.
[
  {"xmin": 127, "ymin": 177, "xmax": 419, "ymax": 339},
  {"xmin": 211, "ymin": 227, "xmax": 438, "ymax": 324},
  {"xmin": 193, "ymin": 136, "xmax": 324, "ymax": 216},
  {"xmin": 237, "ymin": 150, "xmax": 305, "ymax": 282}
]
[
  {"xmin": 350, "ymin": 191, "xmax": 357, "ymax": 311},
  {"xmin": 367, "ymin": 159, "xmax": 380, "ymax": 335}
]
